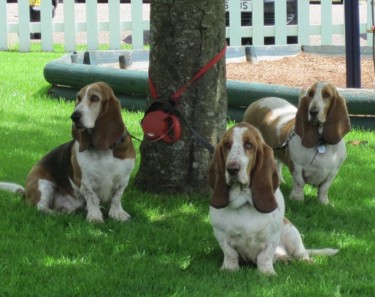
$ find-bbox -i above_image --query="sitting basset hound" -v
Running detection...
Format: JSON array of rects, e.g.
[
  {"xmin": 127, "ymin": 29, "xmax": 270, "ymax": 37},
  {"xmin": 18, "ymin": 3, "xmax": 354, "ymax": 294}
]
[
  {"xmin": 209, "ymin": 123, "xmax": 338, "ymax": 274},
  {"xmin": 244, "ymin": 81, "xmax": 351, "ymax": 204},
  {"xmin": 0, "ymin": 82, "xmax": 136, "ymax": 223}
]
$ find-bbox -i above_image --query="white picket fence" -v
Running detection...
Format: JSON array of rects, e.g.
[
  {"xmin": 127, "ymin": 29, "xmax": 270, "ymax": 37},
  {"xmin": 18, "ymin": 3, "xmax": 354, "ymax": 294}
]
[
  {"xmin": 227, "ymin": 0, "xmax": 374, "ymax": 47},
  {"xmin": 1, "ymin": 0, "xmax": 374, "ymax": 52}
]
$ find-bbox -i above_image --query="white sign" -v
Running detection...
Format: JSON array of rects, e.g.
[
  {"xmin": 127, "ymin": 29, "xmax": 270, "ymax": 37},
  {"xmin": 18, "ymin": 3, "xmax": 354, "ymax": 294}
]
[{"xmin": 225, "ymin": 0, "xmax": 253, "ymax": 12}]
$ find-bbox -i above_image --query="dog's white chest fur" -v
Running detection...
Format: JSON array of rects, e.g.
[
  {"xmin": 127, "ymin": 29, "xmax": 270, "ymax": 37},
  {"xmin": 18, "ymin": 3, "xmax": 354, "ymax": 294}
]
[
  {"xmin": 75, "ymin": 143, "xmax": 135, "ymax": 202},
  {"xmin": 288, "ymin": 135, "xmax": 347, "ymax": 186},
  {"xmin": 209, "ymin": 186, "xmax": 285, "ymax": 266}
]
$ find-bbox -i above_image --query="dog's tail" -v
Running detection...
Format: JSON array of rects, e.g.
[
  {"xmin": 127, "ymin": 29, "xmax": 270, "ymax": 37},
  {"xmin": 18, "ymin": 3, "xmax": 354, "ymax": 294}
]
[
  {"xmin": 307, "ymin": 248, "xmax": 339, "ymax": 257},
  {"xmin": 0, "ymin": 182, "xmax": 25, "ymax": 196}
]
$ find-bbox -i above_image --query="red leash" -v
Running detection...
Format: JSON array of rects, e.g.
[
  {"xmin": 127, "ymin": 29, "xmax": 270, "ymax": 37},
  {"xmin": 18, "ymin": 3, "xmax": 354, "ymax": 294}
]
[
  {"xmin": 148, "ymin": 45, "xmax": 227, "ymax": 103},
  {"xmin": 144, "ymin": 45, "xmax": 226, "ymax": 153}
]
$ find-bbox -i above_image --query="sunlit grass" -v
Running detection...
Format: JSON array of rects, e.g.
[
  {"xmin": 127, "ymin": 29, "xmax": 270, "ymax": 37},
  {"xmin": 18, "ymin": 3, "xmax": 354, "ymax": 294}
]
[{"xmin": 0, "ymin": 50, "xmax": 375, "ymax": 297}]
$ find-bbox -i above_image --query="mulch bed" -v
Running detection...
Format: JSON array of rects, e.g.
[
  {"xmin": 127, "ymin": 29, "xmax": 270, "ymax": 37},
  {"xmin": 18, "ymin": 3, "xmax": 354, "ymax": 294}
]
[{"xmin": 226, "ymin": 52, "xmax": 375, "ymax": 89}]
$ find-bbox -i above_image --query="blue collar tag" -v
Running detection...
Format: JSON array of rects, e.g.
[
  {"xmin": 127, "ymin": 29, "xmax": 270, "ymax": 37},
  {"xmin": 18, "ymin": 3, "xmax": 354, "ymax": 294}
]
[{"xmin": 318, "ymin": 144, "xmax": 326, "ymax": 154}]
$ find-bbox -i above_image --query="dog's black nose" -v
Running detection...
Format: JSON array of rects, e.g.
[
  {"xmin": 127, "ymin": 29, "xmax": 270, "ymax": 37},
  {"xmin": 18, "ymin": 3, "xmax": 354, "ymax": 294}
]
[
  {"xmin": 227, "ymin": 164, "xmax": 240, "ymax": 176},
  {"xmin": 309, "ymin": 109, "xmax": 319, "ymax": 117},
  {"xmin": 70, "ymin": 111, "xmax": 82, "ymax": 124}
]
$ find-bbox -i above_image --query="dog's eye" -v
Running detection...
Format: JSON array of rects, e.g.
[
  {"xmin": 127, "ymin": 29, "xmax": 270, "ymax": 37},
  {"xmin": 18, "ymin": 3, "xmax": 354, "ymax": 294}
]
[
  {"xmin": 224, "ymin": 142, "xmax": 232, "ymax": 150},
  {"xmin": 308, "ymin": 90, "xmax": 315, "ymax": 97},
  {"xmin": 76, "ymin": 95, "xmax": 82, "ymax": 103},
  {"xmin": 322, "ymin": 91, "xmax": 331, "ymax": 99},
  {"xmin": 244, "ymin": 142, "xmax": 253, "ymax": 150},
  {"xmin": 91, "ymin": 95, "xmax": 100, "ymax": 103}
]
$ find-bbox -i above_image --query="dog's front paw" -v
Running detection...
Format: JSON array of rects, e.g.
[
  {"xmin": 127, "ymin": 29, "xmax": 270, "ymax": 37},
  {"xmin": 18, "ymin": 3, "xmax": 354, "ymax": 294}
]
[
  {"xmin": 276, "ymin": 255, "xmax": 291, "ymax": 264},
  {"xmin": 289, "ymin": 189, "xmax": 304, "ymax": 201},
  {"xmin": 259, "ymin": 269, "xmax": 277, "ymax": 276},
  {"xmin": 87, "ymin": 210, "xmax": 104, "ymax": 223},
  {"xmin": 221, "ymin": 260, "xmax": 240, "ymax": 272},
  {"xmin": 109, "ymin": 207, "xmax": 131, "ymax": 222},
  {"xmin": 258, "ymin": 264, "xmax": 276, "ymax": 276},
  {"xmin": 318, "ymin": 194, "xmax": 330, "ymax": 205}
]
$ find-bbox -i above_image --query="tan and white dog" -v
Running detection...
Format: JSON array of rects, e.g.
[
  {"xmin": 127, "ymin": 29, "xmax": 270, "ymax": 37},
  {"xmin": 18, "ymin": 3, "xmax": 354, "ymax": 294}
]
[
  {"xmin": 244, "ymin": 81, "xmax": 351, "ymax": 204},
  {"xmin": 209, "ymin": 123, "xmax": 338, "ymax": 274},
  {"xmin": 0, "ymin": 82, "xmax": 136, "ymax": 223}
]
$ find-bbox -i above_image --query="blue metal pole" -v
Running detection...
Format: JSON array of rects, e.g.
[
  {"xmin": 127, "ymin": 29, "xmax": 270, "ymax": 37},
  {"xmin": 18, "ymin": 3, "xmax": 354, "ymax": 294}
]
[{"xmin": 344, "ymin": 0, "xmax": 361, "ymax": 88}]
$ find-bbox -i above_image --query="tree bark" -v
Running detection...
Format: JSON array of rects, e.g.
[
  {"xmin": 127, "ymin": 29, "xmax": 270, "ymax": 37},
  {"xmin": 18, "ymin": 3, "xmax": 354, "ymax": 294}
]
[{"xmin": 135, "ymin": 0, "xmax": 227, "ymax": 194}]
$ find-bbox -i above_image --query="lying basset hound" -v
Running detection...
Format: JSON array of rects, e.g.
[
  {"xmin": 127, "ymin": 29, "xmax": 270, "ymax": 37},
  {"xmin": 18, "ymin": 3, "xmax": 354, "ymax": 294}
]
[
  {"xmin": 209, "ymin": 123, "xmax": 338, "ymax": 274},
  {"xmin": 244, "ymin": 81, "xmax": 351, "ymax": 204},
  {"xmin": 0, "ymin": 82, "xmax": 135, "ymax": 223}
]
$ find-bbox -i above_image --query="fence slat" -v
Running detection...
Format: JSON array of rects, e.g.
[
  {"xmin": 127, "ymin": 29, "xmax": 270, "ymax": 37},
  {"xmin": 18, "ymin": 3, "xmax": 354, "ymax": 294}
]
[
  {"xmin": 321, "ymin": 1, "xmax": 333, "ymax": 45},
  {"xmin": 0, "ymin": 1, "xmax": 7, "ymax": 50},
  {"xmin": 86, "ymin": 2, "xmax": 99, "ymax": 50},
  {"xmin": 274, "ymin": 0, "xmax": 287, "ymax": 45},
  {"xmin": 252, "ymin": 0, "xmax": 264, "ymax": 45},
  {"xmin": 131, "ymin": 0, "xmax": 144, "ymax": 49},
  {"xmin": 18, "ymin": 2, "xmax": 30, "ymax": 52},
  {"xmin": 64, "ymin": 0, "xmax": 76, "ymax": 52},
  {"xmin": 298, "ymin": 0, "xmax": 310, "ymax": 45},
  {"xmin": 41, "ymin": 1, "xmax": 53, "ymax": 51},
  {"xmin": 228, "ymin": 0, "xmax": 241, "ymax": 46},
  {"xmin": 109, "ymin": 0, "xmax": 121, "ymax": 50}
]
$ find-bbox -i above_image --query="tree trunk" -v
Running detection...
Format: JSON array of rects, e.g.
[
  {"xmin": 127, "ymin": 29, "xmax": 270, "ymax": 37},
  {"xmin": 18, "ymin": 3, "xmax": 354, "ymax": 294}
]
[{"xmin": 134, "ymin": 0, "xmax": 227, "ymax": 194}]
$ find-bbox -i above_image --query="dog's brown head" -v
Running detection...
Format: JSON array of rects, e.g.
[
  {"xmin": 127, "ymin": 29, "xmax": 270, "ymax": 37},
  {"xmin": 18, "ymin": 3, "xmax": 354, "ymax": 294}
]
[
  {"xmin": 209, "ymin": 122, "xmax": 279, "ymax": 213},
  {"xmin": 295, "ymin": 81, "xmax": 351, "ymax": 147},
  {"xmin": 71, "ymin": 82, "xmax": 125, "ymax": 152}
]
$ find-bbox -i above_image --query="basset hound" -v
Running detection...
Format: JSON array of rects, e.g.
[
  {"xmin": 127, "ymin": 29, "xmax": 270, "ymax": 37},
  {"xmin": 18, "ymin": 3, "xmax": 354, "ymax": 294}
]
[
  {"xmin": 209, "ymin": 123, "xmax": 338, "ymax": 274},
  {"xmin": 0, "ymin": 82, "xmax": 136, "ymax": 223},
  {"xmin": 244, "ymin": 81, "xmax": 351, "ymax": 204}
]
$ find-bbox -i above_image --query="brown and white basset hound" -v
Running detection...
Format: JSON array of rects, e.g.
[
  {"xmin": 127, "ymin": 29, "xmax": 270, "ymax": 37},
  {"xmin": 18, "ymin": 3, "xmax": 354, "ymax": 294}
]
[
  {"xmin": 244, "ymin": 81, "xmax": 351, "ymax": 204},
  {"xmin": 0, "ymin": 82, "xmax": 136, "ymax": 223},
  {"xmin": 209, "ymin": 123, "xmax": 338, "ymax": 274}
]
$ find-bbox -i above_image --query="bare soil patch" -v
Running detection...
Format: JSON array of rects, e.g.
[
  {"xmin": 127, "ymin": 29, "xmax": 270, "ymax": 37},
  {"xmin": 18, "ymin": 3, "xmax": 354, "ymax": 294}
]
[{"xmin": 226, "ymin": 52, "xmax": 375, "ymax": 89}]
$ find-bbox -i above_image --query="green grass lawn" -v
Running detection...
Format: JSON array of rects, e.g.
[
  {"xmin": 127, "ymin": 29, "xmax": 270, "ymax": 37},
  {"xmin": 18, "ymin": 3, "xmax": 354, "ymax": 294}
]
[{"xmin": 0, "ymin": 50, "xmax": 375, "ymax": 297}]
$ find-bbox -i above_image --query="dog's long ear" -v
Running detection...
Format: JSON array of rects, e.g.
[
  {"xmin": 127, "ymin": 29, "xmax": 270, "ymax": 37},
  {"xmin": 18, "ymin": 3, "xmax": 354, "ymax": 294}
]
[
  {"xmin": 295, "ymin": 94, "xmax": 320, "ymax": 147},
  {"xmin": 91, "ymin": 84, "xmax": 125, "ymax": 150},
  {"xmin": 250, "ymin": 141, "xmax": 279, "ymax": 213},
  {"xmin": 209, "ymin": 144, "xmax": 230, "ymax": 209},
  {"xmin": 72, "ymin": 125, "xmax": 91, "ymax": 152},
  {"xmin": 323, "ymin": 92, "xmax": 351, "ymax": 144}
]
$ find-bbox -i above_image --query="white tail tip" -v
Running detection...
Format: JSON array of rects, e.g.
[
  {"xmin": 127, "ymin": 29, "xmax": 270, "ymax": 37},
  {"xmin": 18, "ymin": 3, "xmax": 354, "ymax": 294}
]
[
  {"xmin": 308, "ymin": 248, "xmax": 339, "ymax": 257},
  {"xmin": 0, "ymin": 182, "xmax": 25, "ymax": 195}
]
